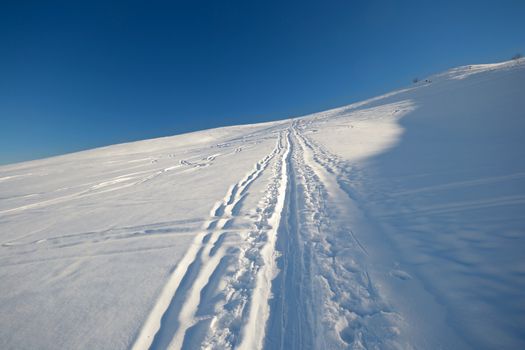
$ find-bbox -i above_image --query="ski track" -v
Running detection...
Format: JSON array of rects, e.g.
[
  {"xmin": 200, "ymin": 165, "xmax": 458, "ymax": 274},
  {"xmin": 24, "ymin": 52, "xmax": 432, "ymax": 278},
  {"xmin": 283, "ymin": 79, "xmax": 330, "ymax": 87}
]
[
  {"xmin": 0, "ymin": 120, "xmax": 400, "ymax": 350},
  {"xmin": 131, "ymin": 131, "xmax": 287, "ymax": 350},
  {"xmin": 0, "ymin": 141, "xmax": 250, "ymax": 216},
  {"xmin": 1, "ymin": 120, "xmax": 399, "ymax": 350},
  {"xmin": 130, "ymin": 120, "xmax": 401, "ymax": 350},
  {"xmin": 287, "ymin": 122, "xmax": 400, "ymax": 349}
]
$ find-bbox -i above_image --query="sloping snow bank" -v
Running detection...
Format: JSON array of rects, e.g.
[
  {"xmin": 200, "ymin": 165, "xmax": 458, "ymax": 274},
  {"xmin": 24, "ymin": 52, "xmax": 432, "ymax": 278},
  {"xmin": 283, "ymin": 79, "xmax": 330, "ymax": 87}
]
[
  {"xmin": 1, "ymin": 59, "xmax": 523, "ymax": 349},
  {"xmin": 308, "ymin": 59, "xmax": 525, "ymax": 349}
]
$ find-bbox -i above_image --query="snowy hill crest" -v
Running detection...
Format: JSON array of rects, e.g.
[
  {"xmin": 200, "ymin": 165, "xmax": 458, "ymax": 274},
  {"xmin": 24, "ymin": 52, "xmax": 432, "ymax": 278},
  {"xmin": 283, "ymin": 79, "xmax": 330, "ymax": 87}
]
[{"xmin": 1, "ymin": 59, "xmax": 525, "ymax": 349}]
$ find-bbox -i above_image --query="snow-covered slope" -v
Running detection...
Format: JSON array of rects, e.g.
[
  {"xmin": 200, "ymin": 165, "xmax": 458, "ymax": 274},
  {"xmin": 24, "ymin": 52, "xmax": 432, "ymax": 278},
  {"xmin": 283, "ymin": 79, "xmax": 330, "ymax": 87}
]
[{"xmin": 1, "ymin": 59, "xmax": 524, "ymax": 349}]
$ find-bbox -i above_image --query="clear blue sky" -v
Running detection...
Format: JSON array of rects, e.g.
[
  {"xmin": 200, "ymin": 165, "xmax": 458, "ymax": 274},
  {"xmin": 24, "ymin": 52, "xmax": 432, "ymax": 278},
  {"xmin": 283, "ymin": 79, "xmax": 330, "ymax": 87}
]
[{"xmin": 1, "ymin": 0, "xmax": 524, "ymax": 165}]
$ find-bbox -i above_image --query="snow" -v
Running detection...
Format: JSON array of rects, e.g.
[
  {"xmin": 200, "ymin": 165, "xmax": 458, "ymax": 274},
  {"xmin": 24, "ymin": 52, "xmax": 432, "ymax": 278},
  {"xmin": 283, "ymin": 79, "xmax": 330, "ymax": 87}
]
[{"xmin": 1, "ymin": 59, "xmax": 524, "ymax": 349}]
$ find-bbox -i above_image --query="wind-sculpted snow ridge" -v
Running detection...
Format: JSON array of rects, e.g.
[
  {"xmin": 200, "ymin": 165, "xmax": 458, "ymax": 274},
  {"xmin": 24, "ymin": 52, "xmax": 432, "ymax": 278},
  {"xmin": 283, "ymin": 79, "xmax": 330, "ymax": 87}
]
[{"xmin": 1, "ymin": 59, "xmax": 524, "ymax": 350}]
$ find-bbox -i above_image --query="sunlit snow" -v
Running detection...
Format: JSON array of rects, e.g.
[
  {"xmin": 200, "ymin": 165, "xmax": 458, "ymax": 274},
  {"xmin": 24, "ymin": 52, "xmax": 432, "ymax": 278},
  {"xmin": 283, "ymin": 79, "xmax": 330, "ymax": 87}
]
[{"xmin": 1, "ymin": 59, "xmax": 524, "ymax": 349}]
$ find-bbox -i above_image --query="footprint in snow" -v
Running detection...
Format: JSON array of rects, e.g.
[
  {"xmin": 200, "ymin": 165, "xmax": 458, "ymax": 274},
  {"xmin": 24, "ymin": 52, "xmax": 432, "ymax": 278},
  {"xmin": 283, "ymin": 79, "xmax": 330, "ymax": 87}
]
[{"xmin": 390, "ymin": 269, "xmax": 412, "ymax": 281}]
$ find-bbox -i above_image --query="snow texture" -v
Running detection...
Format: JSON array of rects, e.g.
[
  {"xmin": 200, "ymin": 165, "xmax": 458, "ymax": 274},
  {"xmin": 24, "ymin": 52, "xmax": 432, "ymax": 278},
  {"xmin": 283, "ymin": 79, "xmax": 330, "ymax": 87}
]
[{"xmin": 1, "ymin": 59, "xmax": 524, "ymax": 349}]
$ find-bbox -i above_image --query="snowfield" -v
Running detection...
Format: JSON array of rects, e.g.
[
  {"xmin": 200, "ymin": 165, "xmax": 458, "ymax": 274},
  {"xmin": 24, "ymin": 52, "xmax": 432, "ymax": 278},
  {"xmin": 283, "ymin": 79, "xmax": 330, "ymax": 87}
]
[{"xmin": 1, "ymin": 59, "xmax": 524, "ymax": 349}]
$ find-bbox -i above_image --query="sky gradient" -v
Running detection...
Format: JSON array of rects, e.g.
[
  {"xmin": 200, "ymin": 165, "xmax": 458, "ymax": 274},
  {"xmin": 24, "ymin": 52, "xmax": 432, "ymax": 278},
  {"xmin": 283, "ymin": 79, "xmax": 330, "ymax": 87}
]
[{"xmin": 1, "ymin": 0, "xmax": 524, "ymax": 165}]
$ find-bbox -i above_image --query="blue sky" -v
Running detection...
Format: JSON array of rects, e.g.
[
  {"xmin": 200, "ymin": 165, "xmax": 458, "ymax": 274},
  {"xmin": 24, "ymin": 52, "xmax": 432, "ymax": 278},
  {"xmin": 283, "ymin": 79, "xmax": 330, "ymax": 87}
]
[{"xmin": 1, "ymin": 0, "xmax": 524, "ymax": 165}]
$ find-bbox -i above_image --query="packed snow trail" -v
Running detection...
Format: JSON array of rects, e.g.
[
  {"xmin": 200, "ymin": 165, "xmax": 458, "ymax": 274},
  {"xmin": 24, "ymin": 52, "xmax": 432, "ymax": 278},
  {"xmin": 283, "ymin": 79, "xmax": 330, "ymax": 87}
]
[
  {"xmin": 264, "ymin": 123, "xmax": 403, "ymax": 350},
  {"xmin": 131, "ymin": 123, "xmax": 403, "ymax": 350}
]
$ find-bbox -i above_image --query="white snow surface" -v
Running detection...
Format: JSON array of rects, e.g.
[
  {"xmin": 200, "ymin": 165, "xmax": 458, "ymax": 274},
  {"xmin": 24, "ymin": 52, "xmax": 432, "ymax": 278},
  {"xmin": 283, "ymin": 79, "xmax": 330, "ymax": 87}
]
[{"xmin": 1, "ymin": 59, "xmax": 524, "ymax": 349}]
